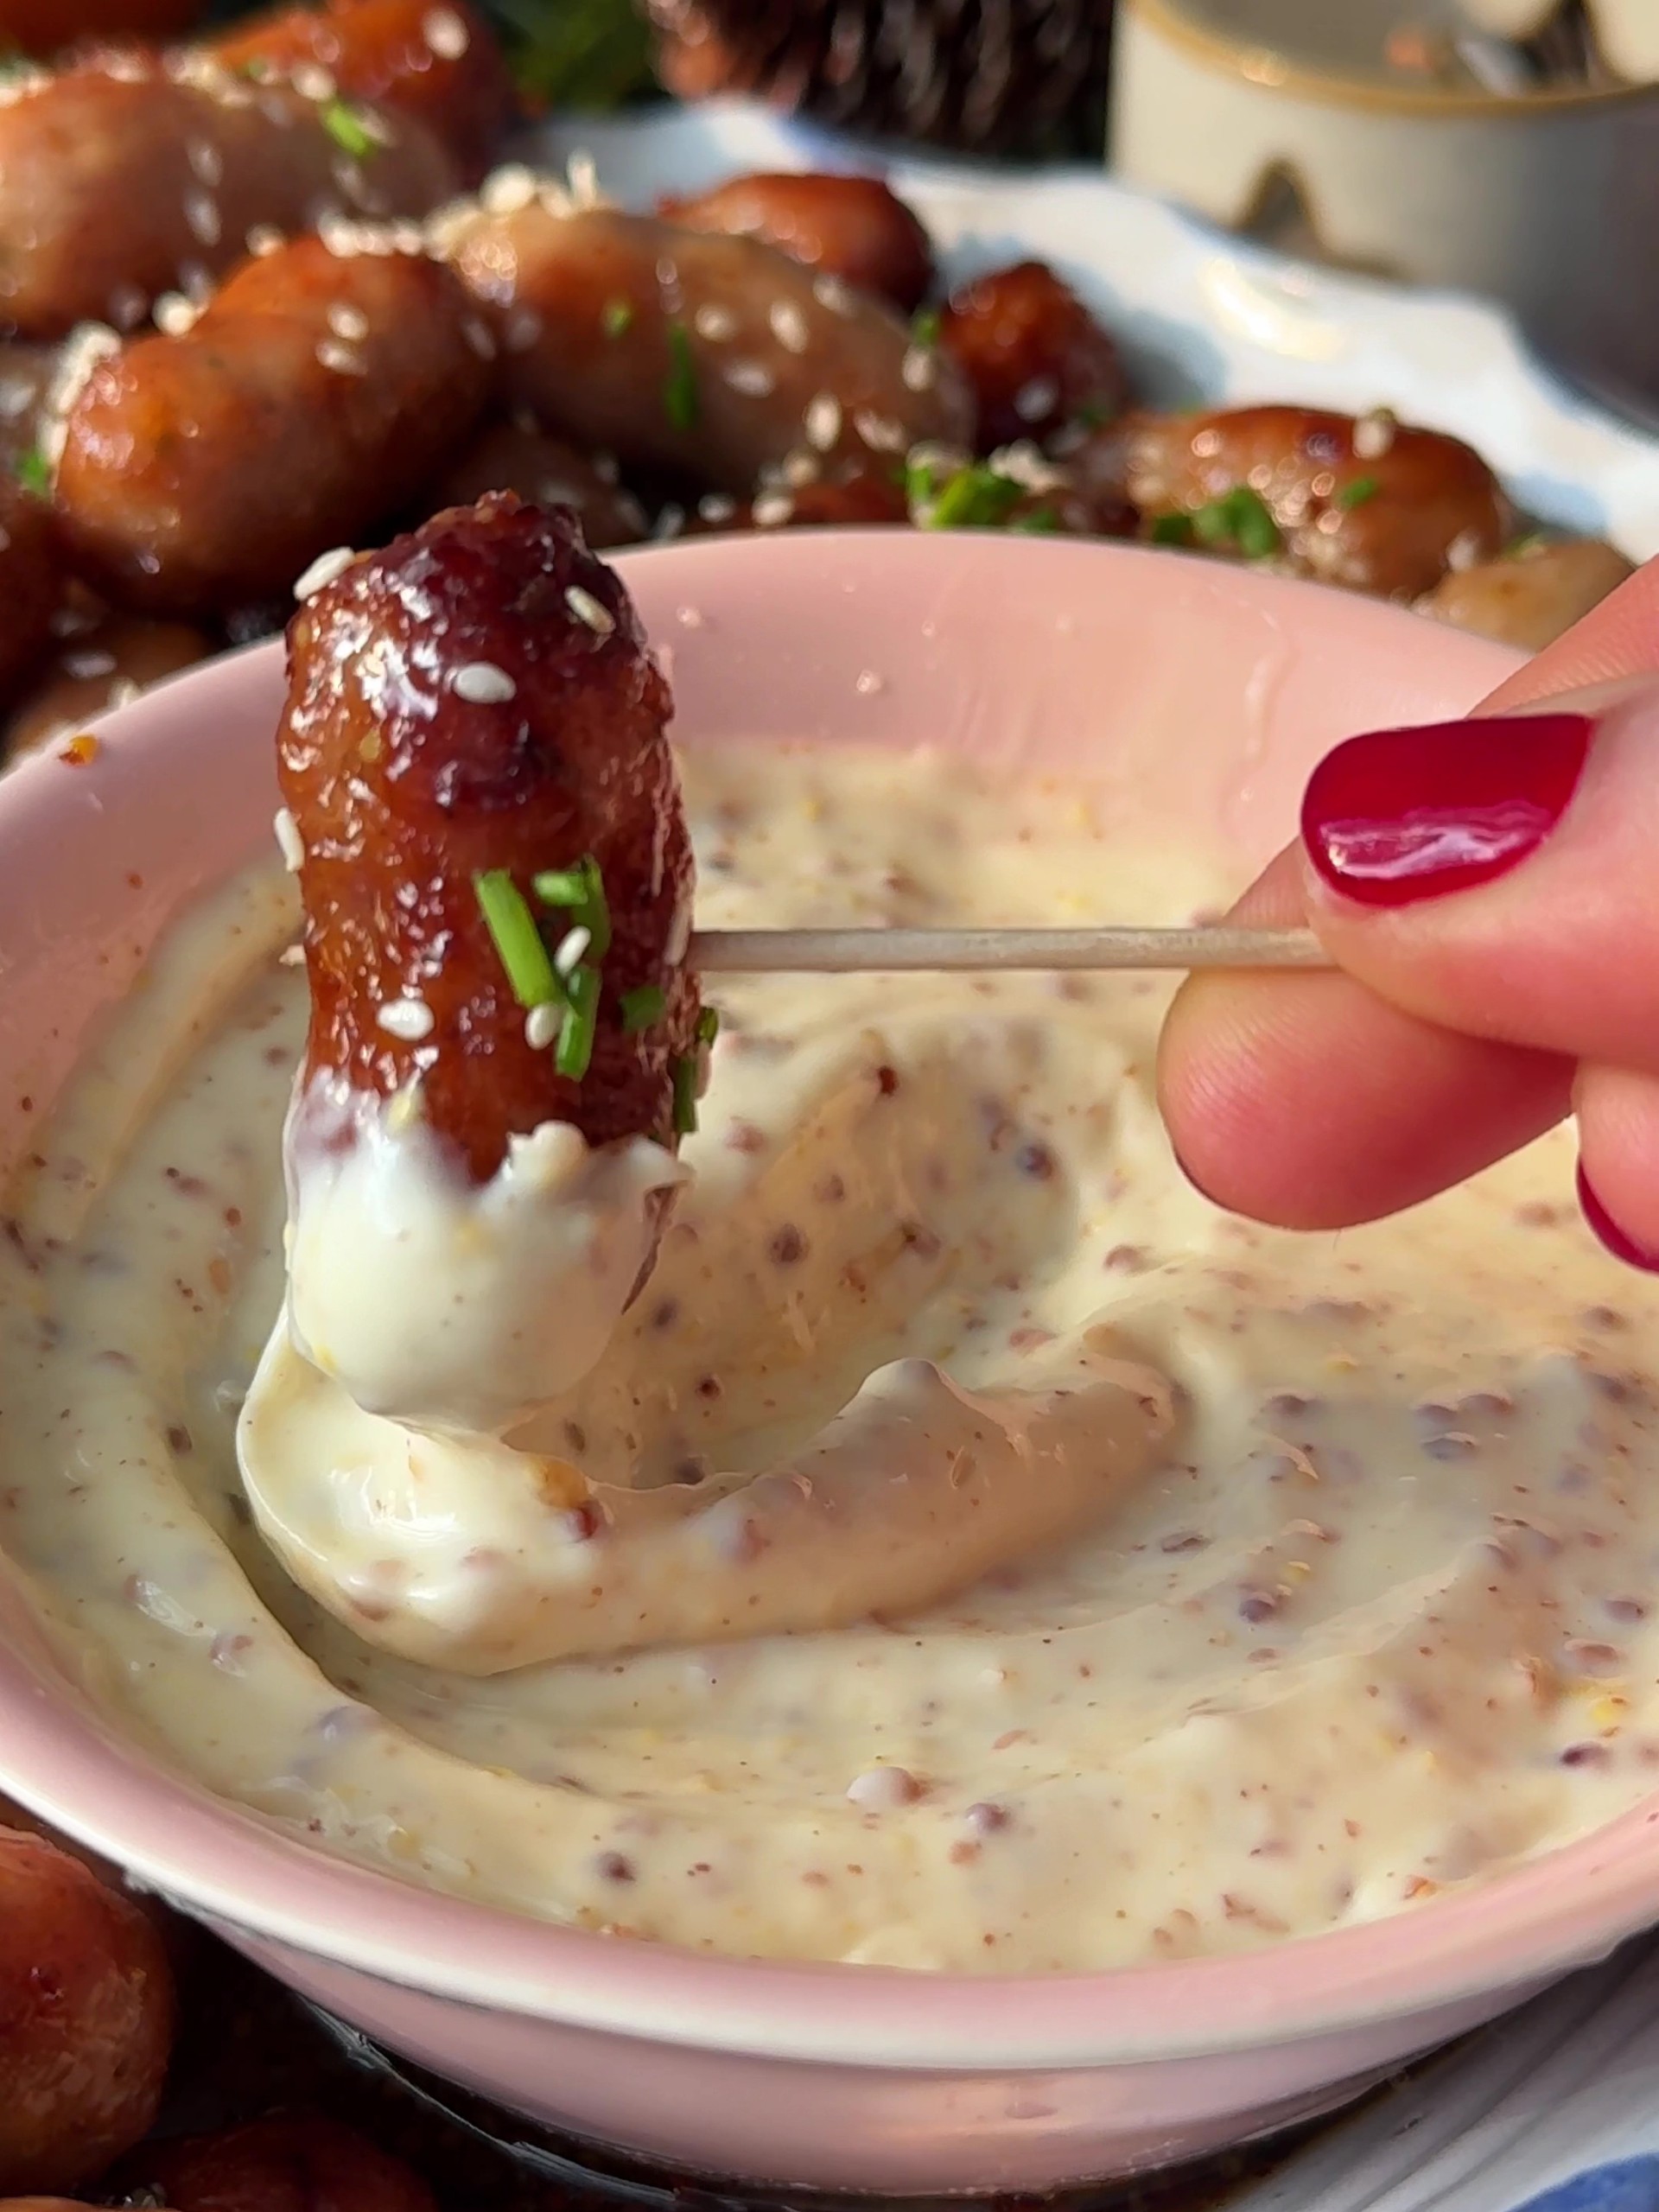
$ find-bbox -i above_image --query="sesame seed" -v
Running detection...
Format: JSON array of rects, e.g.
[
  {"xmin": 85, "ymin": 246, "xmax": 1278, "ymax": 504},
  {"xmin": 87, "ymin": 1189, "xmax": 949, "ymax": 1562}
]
[
  {"xmin": 781, "ymin": 451, "xmax": 819, "ymax": 488},
  {"xmin": 724, "ymin": 359, "xmax": 775, "ymax": 397},
  {"xmin": 813, "ymin": 272, "xmax": 855, "ymax": 315},
  {"xmin": 462, "ymin": 315, "xmax": 497, "ymax": 359},
  {"xmin": 108, "ymin": 281, "xmax": 149, "ymax": 331},
  {"xmin": 481, "ymin": 163, "xmax": 538, "ymax": 215},
  {"xmin": 564, "ymin": 584, "xmax": 614, "ymax": 634},
  {"xmin": 386, "ymin": 1075, "xmax": 425, "ymax": 1131},
  {"xmin": 1446, "ymin": 528, "xmax": 1483, "ymax": 573},
  {"xmin": 696, "ymin": 494, "xmax": 735, "ymax": 524},
  {"xmin": 61, "ymin": 648, "xmax": 117, "ymax": 680},
  {"xmin": 293, "ymin": 545, "xmax": 357, "ymax": 599},
  {"xmin": 768, "ymin": 300, "xmax": 810, "ymax": 353},
  {"xmin": 753, "ymin": 493, "xmax": 793, "ymax": 527},
  {"xmin": 567, "ymin": 149, "xmax": 599, "ymax": 207},
  {"xmin": 377, "ymin": 996, "xmax": 435, "ymax": 1041},
  {"xmin": 273, "ymin": 808, "xmax": 305, "ymax": 872},
  {"xmin": 291, "ymin": 62, "xmax": 336, "ymax": 102},
  {"xmin": 327, "ymin": 302, "xmax": 369, "ymax": 341},
  {"xmin": 247, "ymin": 224, "xmax": 284, "ymax": 257},
  {"xmin": 901, "ymin": 346, "xmax": 935, "ymax": 392},
  {"xmin": 152, "ymin": 289, "xmax": 198, "ymax": 338},
  {"xmin": 423, "ymin": 7, "xmax": 469, "ymax": 58},
  {"xmin": 109, "ymin": 679, "xmax": 142, "ymax": 709},
  {"xmin": 505, "ymin": 307, "xmax": 543, "ymax": 352},
  {"xmin": 694, "ymin": 303, "xmax": 735, "ymax": 342},
  {"xmin": 1353, "ymin": 408, "xmax": 1397, "ymax": 461},
  {"xmin": 316, "ymin": 339, "xmax": 365, "ymax": 375},
  {"xmin": 188, "ymin": 138, "xmax": 224, "ymax": 187},
  {"xmin": 592, "ymin": 451, "xmax": 620, "ymax": 484},
  {"xmin": 524, "ymin": 1002, "xmax": 560, "ymax": 1051},
  {"xmin": 853, "ymin": 408, "xmax": 906, "ymax": 454},
  {"xmin": 652, "ymin": 503, "xmax": 685, "ymax": 542},
  {"xmin": 452, "ymin": 660, "xmax": 517, "ymax": 702},
  {"xmin": 278, "ymin": 943, "xmax": 306, "ymax": 967},
  {"xmin": 554, "ymin": 925, "xmax": 591, "ymax": 976},
  {"xmin": 804, "ymin": 392, "xmax": 842, "ymax": 451},
  {"xmin": 1014, "ymin": 374, "xmax": 1058, "ymax": 423},
  {"xmin": 180, "ymin": 260, "xmax": 213, "ymax": 303}
]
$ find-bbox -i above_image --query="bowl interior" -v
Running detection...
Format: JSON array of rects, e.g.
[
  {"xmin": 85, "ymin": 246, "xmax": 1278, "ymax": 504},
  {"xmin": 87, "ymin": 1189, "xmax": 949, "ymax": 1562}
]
[{"xmin": 10, "ymin": 529, "xmax": 1639, "ymax": 2074}]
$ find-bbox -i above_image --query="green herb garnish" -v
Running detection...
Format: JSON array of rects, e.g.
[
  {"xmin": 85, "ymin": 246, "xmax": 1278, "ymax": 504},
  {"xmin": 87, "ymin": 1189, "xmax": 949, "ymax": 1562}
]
[
  {"xmin": 474, "ymin": 871, "xmax": 559, "ymax": 1010},
  {"xmin": 1506, "ymin": 531, "xmax": 1548, "ymax": 559},
  {"xmin": 533, "ymin": 855, "xmax": 611, "ymax": 958},
  {"xmin": 321, "ymin": 99, "xmax": 378, "ymax": 159},
  {"xmin": 602, "ymin": 297, "xmax": 634, "ymax": 339},
  {"xmin": 1149, "ymin": 512, "xmax": 1195, "ymax": 547},
  {"xmin": 919, "ymin": 463, "xmax": 1025, "ymax": 532},
  {"xmin": 1072, "ymin": 401, "xmax": 1113, "ymax": 431},
  {"xmin": 620, "ymin": 984, "xmax": 666, "ymax": 1033},
  {"xmin": 671, "ymin": 1053, "xmax": 699, "ymax": 1135},
  {"xmin": 1334, "ymin": 475, "xmax": 1380, "ymax": 511},
  {"xmin": 13, "ymin": 446, "xmax": 48, "ymax": 499},
  {"xmin": 556, "ymin": 964, "xmax": 600, "ymax": 1081},
  {"xmin": 664, "ymin": 321, "xmax": 698, "ymax": 431},
  {"xmin": 1012, "ymin": 505, "xmax": 1060, "ymax": 535},
  {"xmin": 696, "ymin": 1006, "xmax": 720, "ymax": 1046},
  {"xmin": 1190, "ymin": 486, "xmax": 1281, "ymax": 561},
  {"xmin": 911, "ymin": 306, "xmax": 941, "ymax": 348}
]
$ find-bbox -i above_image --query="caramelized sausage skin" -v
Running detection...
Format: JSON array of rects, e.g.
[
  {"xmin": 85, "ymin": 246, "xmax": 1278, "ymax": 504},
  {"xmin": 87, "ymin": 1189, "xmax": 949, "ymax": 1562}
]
[
  {"xmin": 0, "ymin": 60, "xmax": 458, "ymax": 340},
  {"xmin": 658, "ymin": 171, "xmax": 934, "ymax": 315},
  {"xmin": 208, "ymin": 0, "xmax": 515, "ymax": 179},
  {"xmin": 130, "ymin": 2113, "xmax": 435, "ymax": 2212},
  {"xmin": 1120, "ymin": 404, "xmax": 1511, "ymax": 600},
  {"xmin": 1419, "ymin": 537, "xmax": 1636, "ymax": 651},
  {"xmin": 279, "ymin": 493, "xmax": 701, "ymax": 1185},
  {"xmin": 938, "ymin": 261, "xmax": 1128, "ymax": 451},
  {"xmin": 55, "ymin": 235, "xmax": 491, "ymax": 613},
  {"xmin": 0, "ymin": 1826, "xmax": 174, "ymax": 2194},
  {"xmin": 429, "ymin": 418, "xmax": 647, "ymax": 548},
  {"xmin": 450, "ymin": 206, "xmax": 972, "ymax": 498}
]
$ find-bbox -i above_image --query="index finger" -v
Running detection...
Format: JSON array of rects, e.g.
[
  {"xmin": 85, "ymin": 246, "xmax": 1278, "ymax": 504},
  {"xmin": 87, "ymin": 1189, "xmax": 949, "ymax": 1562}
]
[{"xmin": 1156, "ymin": 559, "xmax": 1659, "ymax": 1227}]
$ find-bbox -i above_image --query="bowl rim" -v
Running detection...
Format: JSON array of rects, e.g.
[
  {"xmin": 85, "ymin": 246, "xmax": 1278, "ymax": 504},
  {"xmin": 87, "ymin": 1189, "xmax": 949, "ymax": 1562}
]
[
  {"xmin": 3, "ymin": 531, "xmax": 1655, "ymax": 2074},
  {"xmin": 1125, "ymin": 0, "xmax": 1659, "ymax": 118}
]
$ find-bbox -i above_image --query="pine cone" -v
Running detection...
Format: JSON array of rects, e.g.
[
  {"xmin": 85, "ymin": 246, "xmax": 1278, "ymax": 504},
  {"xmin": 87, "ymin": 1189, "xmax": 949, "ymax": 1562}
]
[{"xmin": 646, "ymin": 0, "xmax": 1113, "ymax": 159}]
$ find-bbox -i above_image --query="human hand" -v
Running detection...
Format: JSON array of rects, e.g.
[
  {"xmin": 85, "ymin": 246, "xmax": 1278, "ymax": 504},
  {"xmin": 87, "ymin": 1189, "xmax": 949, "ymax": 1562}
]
[{"xmin": 1158, "ymin": 556, "xmax": 1659, "ymax": 1266}]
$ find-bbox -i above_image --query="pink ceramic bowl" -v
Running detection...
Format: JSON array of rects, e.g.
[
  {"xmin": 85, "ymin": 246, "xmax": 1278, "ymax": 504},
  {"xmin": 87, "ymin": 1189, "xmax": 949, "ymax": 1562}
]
[{"xmin": 0, "ymin": 531, "xmax": 1652, "ymax": 2197}]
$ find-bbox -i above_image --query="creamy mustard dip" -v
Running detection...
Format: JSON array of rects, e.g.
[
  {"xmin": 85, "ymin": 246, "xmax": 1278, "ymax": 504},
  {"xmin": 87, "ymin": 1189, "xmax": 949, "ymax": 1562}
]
[{"xmin": 1, "ymin": 740, "xmax": 1656, "ymax": 1974}]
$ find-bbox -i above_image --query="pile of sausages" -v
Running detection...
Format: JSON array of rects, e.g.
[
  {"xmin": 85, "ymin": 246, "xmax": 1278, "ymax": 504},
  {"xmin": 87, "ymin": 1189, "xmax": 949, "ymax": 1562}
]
[
  {"xmin": 0, "ymin": 0, "xmax": 1636, "ymax": 762},
  {"xmin": 0, "ymin": 1809, "xmax": 436, "ymax": 2210}
]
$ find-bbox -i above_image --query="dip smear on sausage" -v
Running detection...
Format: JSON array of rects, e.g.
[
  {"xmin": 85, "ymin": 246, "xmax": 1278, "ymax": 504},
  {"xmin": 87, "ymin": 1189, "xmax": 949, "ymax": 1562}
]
[{"xmin": 0, "ymin": 741, "xmax": 1654, "ymax": 1973}]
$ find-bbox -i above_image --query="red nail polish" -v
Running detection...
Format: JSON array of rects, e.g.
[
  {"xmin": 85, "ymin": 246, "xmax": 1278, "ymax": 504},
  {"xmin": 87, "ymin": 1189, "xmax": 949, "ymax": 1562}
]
[
  {"xmin": 1577, "ymin": 1162, "xmax": 1659, "ymax": 1274},
  {"xmin": 1301, "ymin": 712, "xmax": 1592, "ymax": 908}
]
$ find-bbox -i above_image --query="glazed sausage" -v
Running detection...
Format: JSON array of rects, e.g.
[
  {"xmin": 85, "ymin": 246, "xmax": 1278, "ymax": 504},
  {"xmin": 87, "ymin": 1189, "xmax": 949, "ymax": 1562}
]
[
  {"xmin": 5, "ymin": 612, "xmax": 210, "ymax": 757},
  {"xmin": 938, "ymin": 260, "xmax": 1129, "ymax": 451},
  {"xmin": 0, "ymin": 0, "xmax": 198, "ymax": 46},
  {"xmin": 726, "ymin": 467, "xmax": 911, "ymax": 530},
  {"xmin": 428, "ymin": 418, "xmax": 648, "ymax": 549},
  {"xmin": 130, "ymin": 2113, "xmax": 435, "ymax": 2212},
  {"xmin": 279, "ymin": 493, "xmax": 702, "ymax": 1184},
  {"xmin": 1419, "ymin": 536, "xmax": 1636, "ymax": 651},
  {"xmin": 210, "ymin": 0, "xmax": 514, "ymax": 180},
  {"xmin": 658, "ymin": 170, "xmax": 934, "ymax": 315},
  {"xmin": 448, "ymin": 204, "xmax": 973, "ymax": 499},
  {"xmin": 0, "ymin": 1825, "xmax": 174, "ymax": 2193},
  {"xmin": 1118, "ymin": 404, "xmax": 1512, "ymax": 601},
  {"xmin": 55, "ymin": 235, "xmax": 492, "ymax": 613},
  {"xmin": 0, "ymin": 482, "xmax": 60, "ymax": 707},
  {"xmin": 0, "ymin": 56, "xmax": 460, "ymax": 340}
]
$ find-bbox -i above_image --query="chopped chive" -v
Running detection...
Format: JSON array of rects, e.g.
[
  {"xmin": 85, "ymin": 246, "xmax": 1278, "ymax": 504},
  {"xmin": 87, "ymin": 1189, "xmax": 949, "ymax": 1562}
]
[
  {"xmin": 620, "ymin": 983, "xmax": 666, "ymax": 1033},
  {"xmin": 1149, "ymin": 512, "xmax": 1195, "ymax": 547},
  {"xmin": 671, "ymin": 1052, "xmax": 698, "ymax": 1135},
  {"xmin": 474, "ymin": 870, "xmax": 559, "ymax": 1010},
  {"xmin": 696, "ymin": 1005, "xmax": 720, "ymax": 1046},
  {"xmin": 1334, "ymin": 474, "xmax": 1380, "ymax": 511},
  {"xmin": 533, "ymin": 855, "xmax": 610, "ymax": 957},
  {"xmin": 13, "ymin": 446, "xmax": 48, "ymax": 498},
  {"xmin": 911, "ymin": 306, "xmax": 941, "ymax": 348},
  {"xmin": 602, "ymin": 297, "xmax": 634, "ymax": 338},
  {"xmin": 1506, "ymin": 531, "xmax": 1548, "ymax": 559},
  {"xmin": 921, "ymin": 463, "xmax": 1024, "ymax": 532},
  {"xmin": 1072, "ymin": 401, "xmax": 1112, "ymax": 430},
  {"xmin": 1189, "ymin": 485, "xmax": 1281, "ymax": 561},
  {"xmin": 1012, "ymin": 505, "xmax": 1060, "ymax": 535},
  {"xmin": 664, "ymin": 320, "xmax": 698, "ymax": 431},
  {"xmin": 556, "ymin": 964, "xmax": 600, "ymax": 1080},
  {"xmin": 321, "ymin": 99, "xmax": 378, "ymax": 159}
]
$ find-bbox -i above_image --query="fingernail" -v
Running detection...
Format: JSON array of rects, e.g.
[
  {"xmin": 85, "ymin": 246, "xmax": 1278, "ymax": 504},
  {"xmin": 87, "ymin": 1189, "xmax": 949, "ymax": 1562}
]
[
  {"xmin": 1301, "ymin": 711, "xmax": 1592, "ymax": 908},
  {"xmin": 1577, "ymin": 1161, "xmax": 1659, "ymax": 1274}
]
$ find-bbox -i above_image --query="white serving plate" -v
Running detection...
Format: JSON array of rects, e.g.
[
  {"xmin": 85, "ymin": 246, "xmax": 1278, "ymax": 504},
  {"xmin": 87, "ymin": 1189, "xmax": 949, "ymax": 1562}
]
[{"xmin": 530, "ymin": 99, "xmax": 1659, "ymax": 562}]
